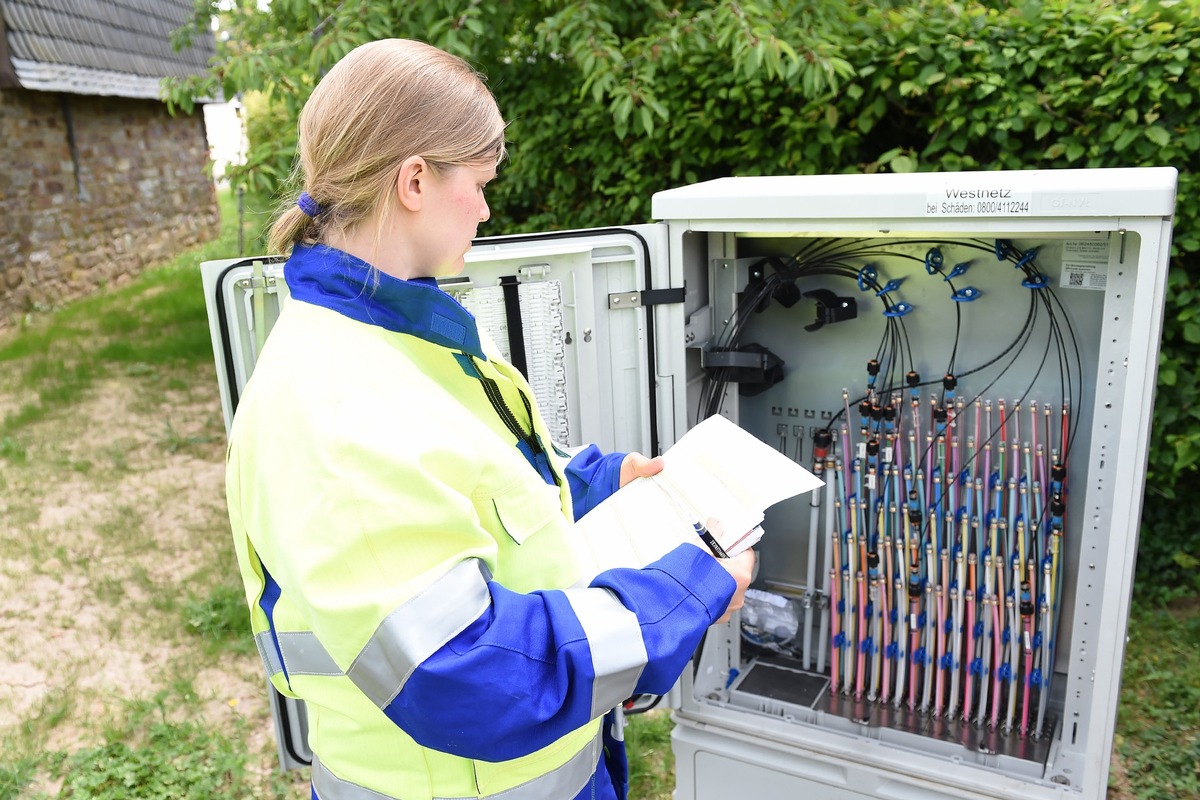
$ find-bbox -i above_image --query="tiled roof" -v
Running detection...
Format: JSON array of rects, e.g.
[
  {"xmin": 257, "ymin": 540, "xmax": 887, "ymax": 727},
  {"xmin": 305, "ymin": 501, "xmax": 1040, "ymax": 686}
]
[{"xmin": 0, "ymin": 0, "xmax": 216, "ymax": 99}]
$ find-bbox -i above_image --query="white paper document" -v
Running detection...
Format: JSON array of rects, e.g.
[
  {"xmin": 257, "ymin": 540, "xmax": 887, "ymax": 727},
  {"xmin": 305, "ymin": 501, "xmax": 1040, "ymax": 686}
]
[{"xmin": 571, "ymin": 415, "xmax": 825, "ymax": 579}]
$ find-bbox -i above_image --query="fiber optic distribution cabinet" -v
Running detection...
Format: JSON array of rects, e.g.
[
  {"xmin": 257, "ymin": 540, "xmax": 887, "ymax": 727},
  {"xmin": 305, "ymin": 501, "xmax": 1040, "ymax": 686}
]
[{"xmin": 201, "ymin": 166, "xmax": 1177, "ymax": 800}]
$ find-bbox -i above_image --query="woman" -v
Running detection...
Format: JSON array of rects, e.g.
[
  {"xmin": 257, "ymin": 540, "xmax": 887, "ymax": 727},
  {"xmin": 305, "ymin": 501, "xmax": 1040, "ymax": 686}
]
[{"xmin": 225, "ymin": 38, "xmax": 754, "ymax": 800}]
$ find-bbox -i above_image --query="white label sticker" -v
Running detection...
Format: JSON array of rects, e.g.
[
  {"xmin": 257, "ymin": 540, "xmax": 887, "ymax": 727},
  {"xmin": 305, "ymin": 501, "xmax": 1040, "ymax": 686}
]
[
  {"xmin": 925, "ymin": 187, "xmax": 1033, "ymax": 216},
  {"xmin": 1059, "ymin": 238, "xmax": 1109, "ymax": 291}
]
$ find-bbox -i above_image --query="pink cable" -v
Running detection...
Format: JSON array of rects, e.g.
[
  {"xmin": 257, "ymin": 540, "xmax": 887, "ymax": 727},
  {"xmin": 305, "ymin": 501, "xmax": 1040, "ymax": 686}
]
[
  {"xmin": 991, "ymin": 602, "xmax": 1003, "ymax": 729},
  {"xmin": 935, "ymin": 589, "xmax": 946, "ymax": 717},
  {"xmin": 856, "ymin": 576, "xmax": 867, "ymax": 699},
  {"xmin": 1021, "ymin": 620, "xmax": 1033, "ymax": 738},
  {"xmin": 830, "ymin": 568, "xmax": 840, "ymax": 695},
  {"xmin": 909, "ymin": 602, "xmax": 920, "ymax": 711},
  {"xmin": 964, "ymin": 593, "xmax": 976, "ymax": 721},
  {"xmin": 880, "ymin": 587, "xmax": 892, "ymax": 704}
]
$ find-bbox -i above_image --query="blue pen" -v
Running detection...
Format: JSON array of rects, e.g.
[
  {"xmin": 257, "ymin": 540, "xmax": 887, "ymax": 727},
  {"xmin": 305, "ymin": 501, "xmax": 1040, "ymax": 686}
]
[
  {"xmin": 651, "ymin": 474, "xmax": 729, "ymax": 558},
  {"xmin": 694, "ymin": 520, "xmax": 730, "ymax": 558}
]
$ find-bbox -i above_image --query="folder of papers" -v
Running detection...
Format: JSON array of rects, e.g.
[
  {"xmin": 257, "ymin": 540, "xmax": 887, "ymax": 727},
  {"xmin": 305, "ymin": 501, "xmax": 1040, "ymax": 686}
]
[{"xmin": 571, "ymin": 414, "xmax": 825, "ymax": 579}]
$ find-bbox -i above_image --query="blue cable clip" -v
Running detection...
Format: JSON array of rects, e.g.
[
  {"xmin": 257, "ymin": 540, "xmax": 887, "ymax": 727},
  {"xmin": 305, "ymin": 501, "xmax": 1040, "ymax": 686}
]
[
  {"xmin": 913, "ymin": 646, "xmax": 929, "ymax": 665},
  {"xmin": 944, "ymin": 617, "xmax": 955, "ymax": 634},
  {"xmin": 876, "ymin": 277, "xmax": 905, "ymax": 297},
  {"xmin": 945, "ymin": 261, "xmax": 972, "ymax": 280},
  {"xmin": 857, "ymin": 264, "xmax": 879, "ymax": 292},
  {"xmin": 862, "ymin": 639, "xmax": 877, "ymax": 655},
  {"xmin": 833, "ymin": 632, "xmax": 847, "ymax": 649},
  {"xmin": 1030, "ymin": 668, "xmax": 1044, "ymax": 688},
  {"xmin": 1015, "ymin": 247, "xmax": 1041, "ymax": 269},
  {"xmin": 969, "ymin": 657, "xmax": 985, "ymax": 676},
  {"xmin": 890, "ymin": 608, "xmax": 900, "ymax": 625},
  {"xmin": 886, "ymin": 642, "xmax": 899, "ymax": 660},
  {"xmin": 973, "ymin": 620, "xmax": 984, "ymax": 638},
  {"xmin": 884, "ymin": 302, "xmax": 914, "ymax": 318},
  {"xmin": 917, "ymin": 611, "xmax": 928, "ymax": 629},
  {"xmin": 951, "ymin": 286, "xmax": 981, "ymax": 302},
  {"xmin": 837, "ymin": 599, "xmax": 846, "ymax": 614},
  {"xmin": 925, "ymin": 247, "xmax": 944, "ymax": 274},
  {"xmin": 995, "ymin": 239, "xmax": 1014, "ymax": 261},
  {"xmin": 1022, "ymin": 274, "xmax": 1049, "ymax": 289},
  {"xmin": 940, "ymin": 652, "xmax": 955, "ymax": 669},
  {"xmin": 998, "ymin": 662, "xmax": 1013, "ymax": 682},
  {"xmin": 1032, "ymin": 631, "xmax": 1044, "ymax": 649}
]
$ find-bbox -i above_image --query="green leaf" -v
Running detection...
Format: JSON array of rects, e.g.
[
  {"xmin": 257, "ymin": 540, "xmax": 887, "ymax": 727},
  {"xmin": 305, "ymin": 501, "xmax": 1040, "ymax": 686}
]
[
  {"xmin": 1183, "ymin": 321, "xmax": 1200, "ymax": 344},
  {"xmin": 639, "ymin": 105, "xmax": 654, "ymax": 137},
  {"xmin": 1115, "ymin": 129, "xmax": 1140, "ymax": 152},
  {"xmin": 1146, "ymin": 125, "xmax": 1172, "ymax": 147}
]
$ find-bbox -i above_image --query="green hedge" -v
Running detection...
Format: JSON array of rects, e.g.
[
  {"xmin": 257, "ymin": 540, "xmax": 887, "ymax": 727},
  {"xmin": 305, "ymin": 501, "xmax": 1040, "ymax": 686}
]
[{"xmin": 177, "ymin": 0, "xmax": 1199, "ymax": 598}]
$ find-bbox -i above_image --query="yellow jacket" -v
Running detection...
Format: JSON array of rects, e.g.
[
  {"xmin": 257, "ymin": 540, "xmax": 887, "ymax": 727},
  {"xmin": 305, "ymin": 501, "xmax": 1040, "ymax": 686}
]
[{"xmin": 226, "ymin": 244, "xmax": 735, "ymax": 800}]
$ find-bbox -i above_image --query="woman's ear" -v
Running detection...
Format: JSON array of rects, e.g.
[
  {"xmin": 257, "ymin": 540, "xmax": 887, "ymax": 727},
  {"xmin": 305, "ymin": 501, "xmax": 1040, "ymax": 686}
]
[{"xmin": 396, "ymin": 155, "xmax": 429, "ymax": 212}]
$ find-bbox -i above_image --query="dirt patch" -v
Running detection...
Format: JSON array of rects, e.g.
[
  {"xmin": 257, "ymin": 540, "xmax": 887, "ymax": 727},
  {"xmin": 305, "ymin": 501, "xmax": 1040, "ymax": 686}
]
[
  {"xmin": 0, "ymin": 365, "xmax": 300, "ymax": 796},
  {"xmin": 1107, "ymin": 747, "xmax": 1132, "ymax": 799}
]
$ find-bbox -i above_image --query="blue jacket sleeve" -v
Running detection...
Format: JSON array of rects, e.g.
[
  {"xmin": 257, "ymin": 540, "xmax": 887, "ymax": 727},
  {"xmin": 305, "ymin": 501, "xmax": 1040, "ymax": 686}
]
[
  {"xmin": 564, "ymin": 444, "xmax": 626, "ymax": 520},
  {"xmin": 382, "ymin": 544, "xmax": 734, "ymax": 762}
]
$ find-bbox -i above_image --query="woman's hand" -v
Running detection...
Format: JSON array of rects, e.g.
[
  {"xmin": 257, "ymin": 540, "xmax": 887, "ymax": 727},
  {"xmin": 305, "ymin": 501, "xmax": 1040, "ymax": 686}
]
[
  {"xmin": 703, "ymin": 519, "xmax": 755, "ymax": 624},
  {"xmin": 714, "ymin": 548, "xmax": 756, "ymax": 624},
  {"xmin": 619, "ymin": 452, "xmax": 665, "ymax": 488}
]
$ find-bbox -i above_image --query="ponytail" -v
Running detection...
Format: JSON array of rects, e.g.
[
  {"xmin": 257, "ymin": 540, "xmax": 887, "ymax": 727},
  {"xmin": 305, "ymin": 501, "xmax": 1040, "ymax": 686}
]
[{"xmin": 268, "ymin": 204, "xmax": 317, "ymax": 255}]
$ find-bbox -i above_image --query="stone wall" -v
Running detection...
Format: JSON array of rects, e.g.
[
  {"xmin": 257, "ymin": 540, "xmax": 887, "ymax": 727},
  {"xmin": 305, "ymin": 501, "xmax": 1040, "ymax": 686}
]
[{"xmin": 0, "ymin": 88, "xmax": 219, "ymax": 326}]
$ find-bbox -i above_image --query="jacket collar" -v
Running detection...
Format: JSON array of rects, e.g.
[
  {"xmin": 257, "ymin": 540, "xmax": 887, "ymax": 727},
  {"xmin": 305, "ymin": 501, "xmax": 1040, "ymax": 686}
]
[{"xmin": 283, "ymin": 243, "xmax": 485, "ymax": 359}]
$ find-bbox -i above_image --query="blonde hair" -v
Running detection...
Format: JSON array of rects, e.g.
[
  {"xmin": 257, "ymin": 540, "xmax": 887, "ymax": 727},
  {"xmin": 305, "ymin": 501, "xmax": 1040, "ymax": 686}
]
[{"xmin": 268, "ymin": 39, "xmax": 507, "ymax": 255}]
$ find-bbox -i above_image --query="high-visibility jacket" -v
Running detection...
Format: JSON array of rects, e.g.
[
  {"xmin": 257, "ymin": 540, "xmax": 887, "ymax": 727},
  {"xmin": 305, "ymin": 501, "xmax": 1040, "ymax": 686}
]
[{"xmin": 226, "ymin": 243, "xmax": 735, "ymax": 800}]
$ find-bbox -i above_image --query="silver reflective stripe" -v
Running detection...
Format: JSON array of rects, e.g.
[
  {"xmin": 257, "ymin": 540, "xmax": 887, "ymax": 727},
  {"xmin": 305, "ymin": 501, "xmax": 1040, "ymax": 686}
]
[
  {"xmin": 346, "ymin": 558, "xmax": 492, "ymax": 709},
  {"xmin": 484, "ymin": 731, "xmax": 599, "ymax": 800},
  {"xmin": 255, "ymin": 630, "xmax": 343, "ymax": 678},
  {"xmin": 255, "ymin": 630, "xmax": 283, "ymax": 677},
  {"xmin": 562, "ymin": 587, "xmax": 648, "ymax": 720},
  {"xmin": 311, "ymin": 730, "xmax": 600, "ymax": 800},
  {"xmin": 278, "ymin": 630, "xmax": 343, "ymax": 676}
]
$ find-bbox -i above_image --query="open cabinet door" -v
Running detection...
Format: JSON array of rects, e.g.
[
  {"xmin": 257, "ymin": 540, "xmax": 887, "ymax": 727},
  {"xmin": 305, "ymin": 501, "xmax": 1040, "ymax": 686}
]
[
  {"xmin": 200, "ymin": 254, "xmax": 310, "ymax": 770},
  {"xmin": 200, "ymin": 223, "xmax": 672, "ymax": 771},
  {"xmin": 456, "ymin": 224, "xmax": 671, "ymax": 455}
]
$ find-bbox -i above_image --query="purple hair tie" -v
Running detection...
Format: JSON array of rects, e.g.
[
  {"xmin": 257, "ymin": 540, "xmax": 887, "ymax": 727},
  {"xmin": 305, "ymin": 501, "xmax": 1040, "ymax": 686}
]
[{"xmin": 297, "ymin": 191, "xmax": 324, "ymax": 217}]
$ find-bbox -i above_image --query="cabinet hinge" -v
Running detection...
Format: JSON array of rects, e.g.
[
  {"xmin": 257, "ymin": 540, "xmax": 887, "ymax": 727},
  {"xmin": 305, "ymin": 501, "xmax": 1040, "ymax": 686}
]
[{"xmin": 607, "ymin": 287, "xmax": 685, "ymax": 309}]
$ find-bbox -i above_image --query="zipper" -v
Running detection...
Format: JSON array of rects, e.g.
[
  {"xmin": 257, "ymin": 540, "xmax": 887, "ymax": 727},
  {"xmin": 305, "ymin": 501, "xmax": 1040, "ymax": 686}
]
[{"xmin": 463, "ymin": 354, "xmax": 559, "ymax": 486}]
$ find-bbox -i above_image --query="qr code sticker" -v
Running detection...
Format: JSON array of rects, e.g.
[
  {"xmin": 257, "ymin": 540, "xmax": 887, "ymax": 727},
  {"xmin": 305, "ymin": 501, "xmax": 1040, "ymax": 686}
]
[{"xmin": 1068, "ymin": 272, "xmax": 1084, "ymax": 286}]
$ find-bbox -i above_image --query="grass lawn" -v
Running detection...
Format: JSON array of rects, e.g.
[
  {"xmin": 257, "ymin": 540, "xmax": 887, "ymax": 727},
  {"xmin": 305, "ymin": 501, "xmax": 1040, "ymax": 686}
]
[{"xmin": 0, "ymin": 189, "xmax": 1195, "ymax": 800}]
